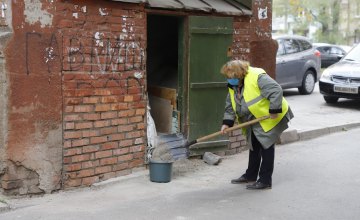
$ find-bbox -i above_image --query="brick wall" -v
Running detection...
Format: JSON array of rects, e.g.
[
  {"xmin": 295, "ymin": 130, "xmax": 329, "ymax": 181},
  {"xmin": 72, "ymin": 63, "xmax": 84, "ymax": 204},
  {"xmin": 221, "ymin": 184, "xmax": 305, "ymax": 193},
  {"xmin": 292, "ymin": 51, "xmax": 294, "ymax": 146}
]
[{"xmin": 57, "ymin": 1, "xmax": 147, "ymax": 187}]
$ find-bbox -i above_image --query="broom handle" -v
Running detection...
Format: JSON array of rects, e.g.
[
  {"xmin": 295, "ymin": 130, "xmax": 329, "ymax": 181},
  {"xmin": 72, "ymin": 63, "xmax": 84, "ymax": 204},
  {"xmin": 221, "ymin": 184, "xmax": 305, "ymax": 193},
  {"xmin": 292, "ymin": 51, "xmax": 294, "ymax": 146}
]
[{"xmin": 196, "ymin": 115, "xmax": 270, "ymax": 143}]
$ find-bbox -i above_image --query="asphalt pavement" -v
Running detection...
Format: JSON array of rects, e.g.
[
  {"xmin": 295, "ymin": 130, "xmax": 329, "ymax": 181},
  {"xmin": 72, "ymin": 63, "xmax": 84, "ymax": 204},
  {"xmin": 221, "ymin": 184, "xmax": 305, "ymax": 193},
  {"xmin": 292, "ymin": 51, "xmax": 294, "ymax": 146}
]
[{"xmin": 1, "ymin": 83, "xmax": 360, "ymax": 218}]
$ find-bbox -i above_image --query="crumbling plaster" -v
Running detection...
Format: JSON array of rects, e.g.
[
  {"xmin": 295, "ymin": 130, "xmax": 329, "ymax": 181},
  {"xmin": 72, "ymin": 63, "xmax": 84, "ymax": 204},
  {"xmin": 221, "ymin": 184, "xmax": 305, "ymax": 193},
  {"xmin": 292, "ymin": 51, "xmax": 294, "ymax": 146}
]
[{"xmin": 24, "ymin": 0, "xmax": 54, "ymax": 28}]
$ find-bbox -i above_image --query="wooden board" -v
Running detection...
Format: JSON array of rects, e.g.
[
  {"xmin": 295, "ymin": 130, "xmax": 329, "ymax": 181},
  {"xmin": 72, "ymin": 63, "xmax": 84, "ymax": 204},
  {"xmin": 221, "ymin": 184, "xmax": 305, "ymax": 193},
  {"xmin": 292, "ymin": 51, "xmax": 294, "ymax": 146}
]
[
  {"xmin": 148, "ymin": 86, "xmax": 177, "ymax": 110},
  {"xmin": 149, "ymin": 95, "xmax": 173, "ymax": 134}
]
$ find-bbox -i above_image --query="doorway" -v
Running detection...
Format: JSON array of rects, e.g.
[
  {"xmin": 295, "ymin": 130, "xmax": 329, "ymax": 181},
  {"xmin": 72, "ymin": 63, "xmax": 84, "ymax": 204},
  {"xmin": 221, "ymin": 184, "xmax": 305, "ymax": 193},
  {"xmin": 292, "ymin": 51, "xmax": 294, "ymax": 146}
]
[{"xmin": 146, "ymin": 15, "xmax": 183, "ymax": 135}]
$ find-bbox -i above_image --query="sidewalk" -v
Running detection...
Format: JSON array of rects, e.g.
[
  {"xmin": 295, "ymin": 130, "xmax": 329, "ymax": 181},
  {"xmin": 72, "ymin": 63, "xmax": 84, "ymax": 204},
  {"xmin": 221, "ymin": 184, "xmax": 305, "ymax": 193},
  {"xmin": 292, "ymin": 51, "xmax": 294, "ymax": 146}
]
[{"xmin": 1, "ymin": 87, "xmax": 360, "ymax": 215}]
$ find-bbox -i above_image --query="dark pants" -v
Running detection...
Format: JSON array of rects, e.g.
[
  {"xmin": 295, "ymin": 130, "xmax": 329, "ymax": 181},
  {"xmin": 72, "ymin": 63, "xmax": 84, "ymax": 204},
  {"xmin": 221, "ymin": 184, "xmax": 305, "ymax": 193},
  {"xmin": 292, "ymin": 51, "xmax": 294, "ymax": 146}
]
[{"xmin": 245, "ymin": 132, "xmax": 274, "ymax": 185}]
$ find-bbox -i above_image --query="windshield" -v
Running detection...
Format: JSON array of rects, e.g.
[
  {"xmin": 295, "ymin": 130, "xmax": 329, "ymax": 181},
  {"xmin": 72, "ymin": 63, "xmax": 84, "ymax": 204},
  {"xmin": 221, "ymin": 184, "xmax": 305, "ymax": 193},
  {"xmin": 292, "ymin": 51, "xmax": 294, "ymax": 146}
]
[{"xmin": 343, "ymin": 44, "xmax": 360, "ymax": 62}]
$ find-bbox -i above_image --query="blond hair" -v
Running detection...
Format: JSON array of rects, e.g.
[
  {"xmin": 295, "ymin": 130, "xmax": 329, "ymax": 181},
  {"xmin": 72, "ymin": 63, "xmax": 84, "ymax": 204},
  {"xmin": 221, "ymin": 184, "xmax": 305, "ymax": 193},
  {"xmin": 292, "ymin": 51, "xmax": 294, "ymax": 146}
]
[{"xmin": 220, "ymin": 60, "xmax": 249, "ymax": 78}]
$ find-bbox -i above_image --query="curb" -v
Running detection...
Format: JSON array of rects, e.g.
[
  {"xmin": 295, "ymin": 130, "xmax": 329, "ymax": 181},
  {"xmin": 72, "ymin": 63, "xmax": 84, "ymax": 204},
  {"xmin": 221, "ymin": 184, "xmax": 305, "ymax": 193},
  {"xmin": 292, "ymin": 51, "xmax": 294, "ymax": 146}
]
[{"xmin": 279, "ymin": 122, "xmax": 360, "ymax": 145}]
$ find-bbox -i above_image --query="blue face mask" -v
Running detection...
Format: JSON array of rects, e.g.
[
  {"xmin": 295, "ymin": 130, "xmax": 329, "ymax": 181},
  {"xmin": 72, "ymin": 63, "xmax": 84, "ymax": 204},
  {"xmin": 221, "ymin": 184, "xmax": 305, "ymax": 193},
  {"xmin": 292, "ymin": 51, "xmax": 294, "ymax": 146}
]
[{"xmin": 227, "ymin": 78, "xmax": 239, "ymax": 86}]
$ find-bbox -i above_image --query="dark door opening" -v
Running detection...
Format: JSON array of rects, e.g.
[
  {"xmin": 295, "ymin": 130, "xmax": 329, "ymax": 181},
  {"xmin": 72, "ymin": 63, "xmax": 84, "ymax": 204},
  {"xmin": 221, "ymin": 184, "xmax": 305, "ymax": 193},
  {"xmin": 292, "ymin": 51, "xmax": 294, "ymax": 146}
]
[{"xmin": 147, "ymin": 15, "xmax": 182, "ymax": 135}]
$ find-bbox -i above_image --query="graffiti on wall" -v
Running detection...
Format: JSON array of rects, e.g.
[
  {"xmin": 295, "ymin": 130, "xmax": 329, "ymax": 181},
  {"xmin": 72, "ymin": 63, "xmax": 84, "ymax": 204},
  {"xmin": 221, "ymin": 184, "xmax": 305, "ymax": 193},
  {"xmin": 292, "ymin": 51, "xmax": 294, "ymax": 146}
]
[{"xmin": 26, "ymin": 32, "xmax": 145, "ymax": 75}]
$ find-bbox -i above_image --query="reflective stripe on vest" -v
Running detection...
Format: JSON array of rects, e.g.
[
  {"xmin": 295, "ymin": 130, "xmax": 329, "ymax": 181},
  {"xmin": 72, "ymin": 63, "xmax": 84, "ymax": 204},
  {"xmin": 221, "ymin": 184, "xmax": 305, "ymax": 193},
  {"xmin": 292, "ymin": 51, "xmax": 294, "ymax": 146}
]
[{"xmin": 229, "ymin": 67, "xmax": 289, "ymax": 132}]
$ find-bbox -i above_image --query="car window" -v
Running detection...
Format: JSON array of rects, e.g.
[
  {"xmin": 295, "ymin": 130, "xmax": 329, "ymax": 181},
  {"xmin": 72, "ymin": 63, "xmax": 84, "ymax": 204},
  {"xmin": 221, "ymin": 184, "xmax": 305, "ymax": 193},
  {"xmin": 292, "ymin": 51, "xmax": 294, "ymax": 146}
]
[
  {"xmin": 298, "ymin": 40, "xmax": 312, "ymax": 51},
  {"xmin": 277, "ymin": 39, "xmax": 285, "ymax": 56},
  {"xmin": 343, "ymin": 44, "xmax": 360, "ymax": 62},
  {"xmin": 318, "ymin": 46, "xmax": 331, "ymax": 54},
  {"xmin": 283, "ymin": 39, "xmax": 300, "ymax": 54},
  {"xmin": 330, "ymin": 47, "xmax": 344, "ymax": 55}
]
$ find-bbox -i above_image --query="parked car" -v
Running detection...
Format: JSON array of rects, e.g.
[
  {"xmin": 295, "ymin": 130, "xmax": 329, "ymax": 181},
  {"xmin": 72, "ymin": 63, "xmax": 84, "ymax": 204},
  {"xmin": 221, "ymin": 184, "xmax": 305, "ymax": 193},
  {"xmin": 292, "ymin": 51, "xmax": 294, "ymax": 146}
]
[
  {"xmin": 274, "ymin": 35, "xmax": 321, "ymax": 95},
  {"xmin": 319, "ymin": 43, "xmax": 360, "ymax": 103},
  {"xmin": 313, "ymin": 43, "xmax": 348, "ymax": 68}
]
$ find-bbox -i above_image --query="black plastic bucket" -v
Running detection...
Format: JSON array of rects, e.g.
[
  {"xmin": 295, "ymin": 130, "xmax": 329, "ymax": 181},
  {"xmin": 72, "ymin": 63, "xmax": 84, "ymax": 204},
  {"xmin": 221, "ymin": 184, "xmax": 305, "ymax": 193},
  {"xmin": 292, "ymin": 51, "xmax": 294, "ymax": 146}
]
[{"xmin": 149, "ymin": 160, "xmax": 173, "ymax": 183}]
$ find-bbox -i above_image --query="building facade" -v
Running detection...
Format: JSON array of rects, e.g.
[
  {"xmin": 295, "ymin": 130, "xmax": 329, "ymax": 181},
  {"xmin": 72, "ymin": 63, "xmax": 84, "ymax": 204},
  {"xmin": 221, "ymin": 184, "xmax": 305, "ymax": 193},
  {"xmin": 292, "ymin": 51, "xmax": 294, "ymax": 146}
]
[{"xmin": 0, "ymin": 0, "xmax": 275, "ymax": 195}]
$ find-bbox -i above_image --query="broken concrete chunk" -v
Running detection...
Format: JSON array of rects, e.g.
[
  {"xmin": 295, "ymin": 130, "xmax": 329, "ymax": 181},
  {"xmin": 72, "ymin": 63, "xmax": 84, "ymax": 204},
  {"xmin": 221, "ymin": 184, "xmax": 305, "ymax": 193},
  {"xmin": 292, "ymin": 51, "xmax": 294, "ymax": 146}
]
[{"xmin": 203, "ymin": 152, "xmax": 222, "ymax": 165}]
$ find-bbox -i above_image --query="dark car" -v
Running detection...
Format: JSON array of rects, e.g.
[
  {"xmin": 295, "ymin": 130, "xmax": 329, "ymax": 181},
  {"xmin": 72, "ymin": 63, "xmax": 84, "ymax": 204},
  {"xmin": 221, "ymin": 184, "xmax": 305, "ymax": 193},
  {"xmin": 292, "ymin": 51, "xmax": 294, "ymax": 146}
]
[
  {"xmin": 274, "ymin": 35, "xmax": 321, "ymax": 95},
  {"xmin": 319, "ymin": 43, "xmax": 360, "ymax": 103},
  {"xmin": 313, "ymin": 43, "xmax": 348, "ymax": 68}
]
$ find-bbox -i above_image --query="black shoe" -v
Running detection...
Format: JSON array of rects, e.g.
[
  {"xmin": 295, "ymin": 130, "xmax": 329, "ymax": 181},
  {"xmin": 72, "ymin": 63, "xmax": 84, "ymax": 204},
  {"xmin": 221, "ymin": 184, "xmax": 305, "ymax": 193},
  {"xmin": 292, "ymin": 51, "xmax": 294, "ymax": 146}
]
[
  {"xmin": 231, "ymin": 175, "xmax": 256, "ymax": 184},
  {"xmin": 246, "ymin": 181, "xmax": 272, "ymax": 190}
]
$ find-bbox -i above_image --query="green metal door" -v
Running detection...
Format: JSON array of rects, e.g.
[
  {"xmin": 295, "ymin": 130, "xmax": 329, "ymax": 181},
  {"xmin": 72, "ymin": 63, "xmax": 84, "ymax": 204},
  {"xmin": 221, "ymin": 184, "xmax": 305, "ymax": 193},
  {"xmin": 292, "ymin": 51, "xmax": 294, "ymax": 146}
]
[{"xmin": 188, "ymin": 16, "xmax": 233, "ymax": 142}]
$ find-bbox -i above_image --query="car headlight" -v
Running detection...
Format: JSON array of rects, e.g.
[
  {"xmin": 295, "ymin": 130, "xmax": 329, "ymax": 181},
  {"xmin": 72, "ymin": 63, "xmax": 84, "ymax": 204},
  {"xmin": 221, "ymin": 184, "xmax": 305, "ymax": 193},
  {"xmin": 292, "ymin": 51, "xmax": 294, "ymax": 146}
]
[{"xmin": 321, "ymin": 69, "xmax": 331, "ymax": 81}]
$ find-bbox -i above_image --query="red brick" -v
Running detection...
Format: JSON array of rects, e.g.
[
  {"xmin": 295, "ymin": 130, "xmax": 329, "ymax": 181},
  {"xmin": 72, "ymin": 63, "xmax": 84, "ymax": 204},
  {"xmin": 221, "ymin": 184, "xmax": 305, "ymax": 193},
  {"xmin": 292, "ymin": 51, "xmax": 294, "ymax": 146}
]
[
  {"xmin": 113, "ymin": 162, "xmax": 129, "ymax": 171},
  {"xmin": 120, "ymin": 139, "xmax": 133, "ymax": 147},
  {"xmin": 111, "ymin": 103, "xmax": 128, "ymax": 110},
  {"xmin": 90, "ymin": 136, "xmax": 108, "ymax": 144},
  {"xmin": 137, "ymin": 123, "xmax": 145, "ymax": 129},
  {"xmin": 83, "ymin": 113, "xmax": 101, "ymax": 121},
  {"xmin": 94, "ymin": 89, "xmax": 111, "ymax": 96},
  {"xmin": 130, "ymin": 145, "xmax": 144, "ymax": 153},
  {"xmin": 113, "ymin": 147, "xmax": 129, "ymax": 155},
  {"xmin": 100, "ymin": 127, "xmax": 117, "ymax": 135},
  {"xmin": 101, "ymin": 112, "xmax": 118, "ymax": 119},
  {"xmin": 129, "ymin": 116, "xmax": 143, "ymax": 123},
  {"xmin": 72, "ymin": 138, "xmax": 90, "ymax": 147},
  {"xmin": 82, "ymin": 176, "xmax": 99, "ymax": 186},
  {"xmin": 64, "ymin": 163, "xmax": 82, "ymax": 172},
  {"xmin": 134, "ymin": 138, "xmax": 143, "ymax": 144},
  {"xmin": 118, "ymin": 110, "xmax": 135, "ymax": 117},
  {"xmin": 95, "ymin": 104, "xmax": 111, "ymax": 112},
  {"xmin": 95, "ymin": 150, "xmax": 113, "ymax": 159},
  {"xmin": 110, "ymin": 133, "xmax": 125, "ymax": 141},
  {"xmin": 100, "ymin": 157, "xmax": 118, "ymax": 166},
  {"xmin": 124, "ymin": 95, "xmax": 133, "ymax": 102},
  {"xmin": 77, "ymin": 169, "xmax": 95, "ymax": 178},
  {"xmin": 101, "ymin": 142, "xmax": 118, "ymax": 150},
  {"xmin": 65, "ymin": 122, "xmax": 75, "ymax": 130},
  {"xmin": 64, "ymin": 98, "xmax": 82, "ymax": 105},
  {"xmin": 74, "ymin": 105, "xmax": 93, "ymax": 113},
  {"xmin": 94, "ymin": 120, "xmax": 111, "ymax": 128},
  {"xmin": 75, "ymin": 122, "xmax": 93, "ymax": 129},
  {"xmin": 65, "ymin": 106, "xmax": 74, "ymax": 113},
  {"xmin": 75, "ymin": 90, "xmax": 93, "ymax": 97},
  {"xmin": 126, "ymin": 131, "xmax": 141, "ymax": 139},
  {"xmin": 101, "ymin": 96, "xmax": 119, "ymax": 103},
  {"xmin": 82, "ymin": 130, "xmax": 99, "ymax": 137},
  {"xmin": 71, "ymin": 154, "xmax": 91, "ymax": 162},
  {"xmin": 135, "ymin": 108, "xmax": 145, "ymax": 115},
  {"xmin": 83, "ymin": 97, "xmax": 99, "ymax": 104},
  {"xmin": 82, "ymin": 160, "xmax": 100, "ymax": 169},
  {"xmin": 133, "ymin": 151, "xmax": 145, "ymax": 159},
  {"xmin": 83, "ymin": 145, "xmax": 100, "ymax": 153},
  {"xmin": 64, "ymin": 131, "xmax": 83, "ymax": 139},
  {"xmin": 64, "ymin": 148, "xmax": 82, "ymax": 157},
  {"xmin": 129, "ymin": 159, "xmax": 144, "ymax": 168},
  {"xmin": 64, "ymin": 114, "xmax": 82, "ymax": 121},
  {"xmin": 64, "ymin": 178, "xmax": 82, "ymax": 188},
  {"xmin": 118, "ymin": 154, "xmax": 133, "ymax": 162},
  {"xmin": 118, "ymin": 125, "xmax": 134, "ymax": 132},
  {"xmin": 111, "ymin": 118, "xmax": 127, "ymax": 125},
  {"xmin": 64, "ymin": 140, "xmax": 72, "ymax": 148},
  {"xmin": 95, "ymin": 166, "xmax": 112, "ymax": 174}
]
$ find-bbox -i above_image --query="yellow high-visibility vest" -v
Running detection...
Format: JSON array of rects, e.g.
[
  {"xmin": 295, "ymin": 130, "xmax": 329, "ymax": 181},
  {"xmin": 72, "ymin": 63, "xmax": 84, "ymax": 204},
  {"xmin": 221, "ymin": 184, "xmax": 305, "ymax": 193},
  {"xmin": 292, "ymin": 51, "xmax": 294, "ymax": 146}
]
[{"xmin": 228, "ymin": 67, "xmax": 288, "ymax": 132}]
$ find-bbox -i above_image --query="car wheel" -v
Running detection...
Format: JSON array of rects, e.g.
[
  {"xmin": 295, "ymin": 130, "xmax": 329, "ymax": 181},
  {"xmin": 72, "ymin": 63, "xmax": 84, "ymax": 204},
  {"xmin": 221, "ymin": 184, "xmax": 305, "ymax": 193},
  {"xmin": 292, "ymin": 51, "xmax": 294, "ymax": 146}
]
[
  {"xmin": 298, "ymin": 70, "xmax": 315, "ymax": 95},
  {"xmin": 323, "ymin": 96, "xmax": 338, "ymax": 103}
]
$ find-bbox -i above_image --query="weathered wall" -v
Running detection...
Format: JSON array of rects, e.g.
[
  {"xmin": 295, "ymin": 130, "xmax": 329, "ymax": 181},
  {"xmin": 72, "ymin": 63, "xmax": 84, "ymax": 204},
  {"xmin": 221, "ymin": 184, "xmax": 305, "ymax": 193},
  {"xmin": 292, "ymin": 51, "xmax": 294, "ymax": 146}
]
[
  {"xmin": 250, "ymin": 0, "xmax": 277, "ymax": 79},
  {"xmin": 1, "ymin": 0, "xmax": 146, "ymax": 194},
  {"xmin": 228, "ymin": 0, "xmax": 274, "ymax": 154},
  {"xmin": 59, "ymin": 1, "xmax": 146, "ymax": 188},
  {"xmin": 0, "ymin": 0, "xmax": 272, "ymax": 195},
  {"xmin": 0, "ymin": 0, "xmax": 11, "ymax": 188},
  {"xmin": 2, "ymin": 0, "xmax": 63, "ymax": 195}
]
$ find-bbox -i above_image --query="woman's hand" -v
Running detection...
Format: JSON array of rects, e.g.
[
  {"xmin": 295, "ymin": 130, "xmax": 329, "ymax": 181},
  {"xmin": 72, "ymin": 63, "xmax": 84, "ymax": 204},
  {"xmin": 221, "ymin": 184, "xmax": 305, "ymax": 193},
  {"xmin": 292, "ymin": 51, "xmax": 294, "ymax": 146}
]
[
  {"xmin": 221, "ymin": 124, "xmax": 229, "ymax": 134},
  {"xmin": 270, "ymin": 113, "xmax": 278, "ymax": 119}
]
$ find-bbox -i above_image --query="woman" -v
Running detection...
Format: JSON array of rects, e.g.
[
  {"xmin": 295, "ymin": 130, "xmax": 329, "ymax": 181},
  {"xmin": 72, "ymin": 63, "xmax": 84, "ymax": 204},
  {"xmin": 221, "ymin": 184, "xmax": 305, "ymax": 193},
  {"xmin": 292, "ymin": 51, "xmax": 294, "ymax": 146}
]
[{"xmin": 220, "ymin": 60, "xmax": 293, "ymax": 190}]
